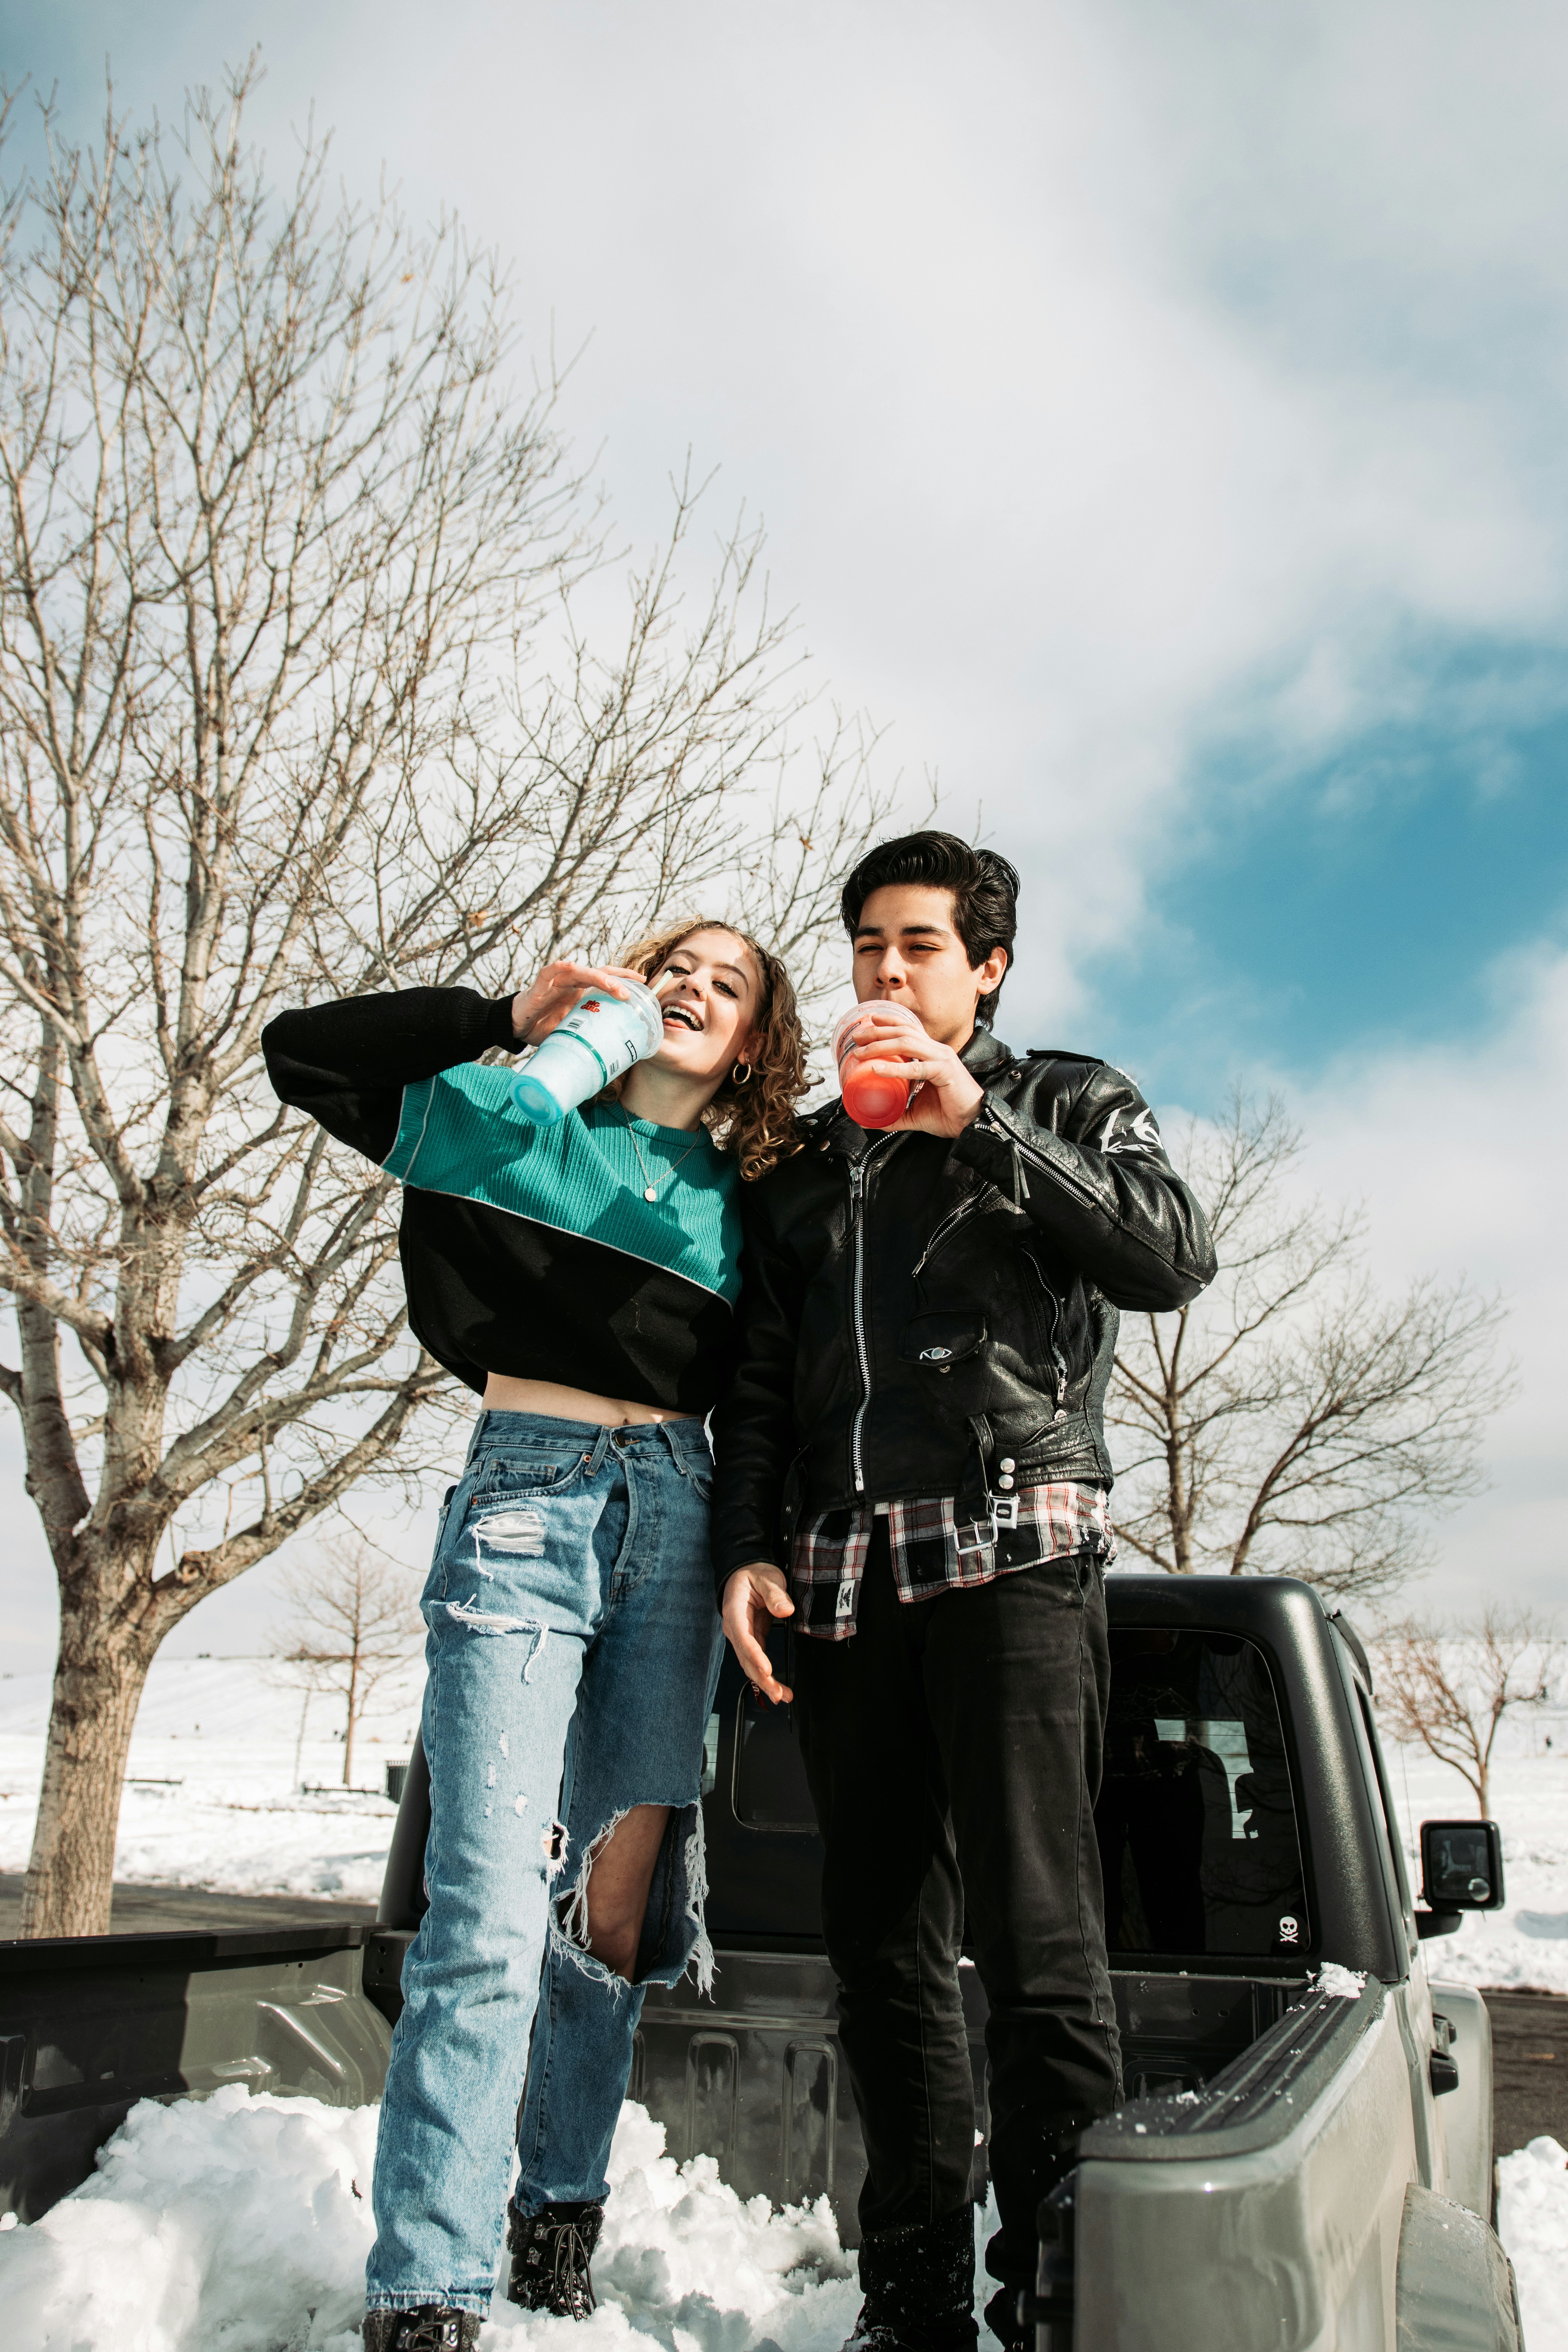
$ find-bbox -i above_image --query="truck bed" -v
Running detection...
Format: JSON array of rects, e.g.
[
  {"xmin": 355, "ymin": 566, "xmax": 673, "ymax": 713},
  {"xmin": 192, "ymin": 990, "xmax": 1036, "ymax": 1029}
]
[
  {"xmin": 0, "ymin": 1575, "xmax": 1401, "ymax": 2229},
  {"xmin": 0, "ymin": 1922, "xmax": 397, "ymax": 2224},
  {"xmin": 632, "ymin": 1953, "xmax": 1303, "ymax": 2234}
]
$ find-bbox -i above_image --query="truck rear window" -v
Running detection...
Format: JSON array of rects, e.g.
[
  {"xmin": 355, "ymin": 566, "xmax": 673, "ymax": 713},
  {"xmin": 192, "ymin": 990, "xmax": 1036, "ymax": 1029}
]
[{"xmin": 1097, "ymin": 1629, "xmax": 1310, "ymax": 1960}]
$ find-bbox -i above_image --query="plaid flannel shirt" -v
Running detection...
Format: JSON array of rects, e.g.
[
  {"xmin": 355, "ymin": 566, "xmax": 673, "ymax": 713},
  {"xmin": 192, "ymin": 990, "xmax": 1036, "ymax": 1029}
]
[{"xmin": 791, "ymin": 1481, "xmax": 1114, "ymax": 1640}]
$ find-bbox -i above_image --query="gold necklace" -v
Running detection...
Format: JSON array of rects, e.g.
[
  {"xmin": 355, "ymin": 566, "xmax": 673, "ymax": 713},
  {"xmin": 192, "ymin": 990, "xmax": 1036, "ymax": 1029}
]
[{"xmin": 616, "ymin": 1106, "xmax": 705, "ymax": 1202}]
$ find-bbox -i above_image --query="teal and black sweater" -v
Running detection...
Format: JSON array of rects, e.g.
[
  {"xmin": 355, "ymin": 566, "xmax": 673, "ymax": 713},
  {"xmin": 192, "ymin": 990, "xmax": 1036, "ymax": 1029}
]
[{"xmin": 263, "ymin": 988, "xmax": 743, "ymax": 1412}]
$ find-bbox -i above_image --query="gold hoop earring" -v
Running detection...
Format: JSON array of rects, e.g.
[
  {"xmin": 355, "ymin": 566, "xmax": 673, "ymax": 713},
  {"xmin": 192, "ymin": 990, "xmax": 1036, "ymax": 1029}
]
[{"xmin": 731, "ymin": 1059, "xmax": 753, "ymax": 1086}]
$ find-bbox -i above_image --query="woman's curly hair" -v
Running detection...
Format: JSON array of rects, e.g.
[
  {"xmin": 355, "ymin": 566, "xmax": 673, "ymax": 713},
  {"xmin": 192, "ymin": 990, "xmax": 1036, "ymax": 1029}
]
[{"xmin": 610, "ymin": 917, "xmax": 808, "ymax": 1181}]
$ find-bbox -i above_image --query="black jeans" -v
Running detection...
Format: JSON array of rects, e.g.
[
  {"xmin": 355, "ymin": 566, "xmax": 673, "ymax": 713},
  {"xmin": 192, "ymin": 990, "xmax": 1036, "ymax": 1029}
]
[{"xmin": 793, "ymin": 1527, "xmax": 1122, "ymax": 2294}]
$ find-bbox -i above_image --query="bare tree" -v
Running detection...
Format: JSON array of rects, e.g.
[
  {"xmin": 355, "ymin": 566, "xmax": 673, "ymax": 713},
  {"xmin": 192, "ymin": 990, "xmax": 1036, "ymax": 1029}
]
[
  {"xmin": 1372, "ymin": 1610, "xmax": 1563, "ymax": 1816},
  {"xmin": 276, "ymin": 1537, "xmax": 423, "ymax": 1788},
  {"xmin": 0, "ymin": 71, "xmax": 890, "ymax": 1934},
  {"xmin": 1107, "ymin": 1093, "xmax": 1511, "ymax": 1599}
]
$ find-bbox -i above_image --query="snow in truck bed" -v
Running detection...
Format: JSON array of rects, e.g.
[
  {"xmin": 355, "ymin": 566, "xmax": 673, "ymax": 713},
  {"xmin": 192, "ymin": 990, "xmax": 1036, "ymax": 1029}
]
[{"xmin": 0, "ymin": 2089, "xmax": 865, "ymax": 2352}]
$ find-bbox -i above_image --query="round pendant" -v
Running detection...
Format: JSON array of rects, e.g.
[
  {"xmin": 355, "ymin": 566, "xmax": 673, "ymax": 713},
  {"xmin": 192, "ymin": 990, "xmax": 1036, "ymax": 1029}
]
[{"xmin": 643, "ymin": 1185, "xmax": 658, "ymax": 1202}]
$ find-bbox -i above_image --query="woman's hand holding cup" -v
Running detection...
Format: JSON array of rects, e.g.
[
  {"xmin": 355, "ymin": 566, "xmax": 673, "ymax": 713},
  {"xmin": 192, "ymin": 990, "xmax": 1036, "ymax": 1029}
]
[{"xmin": 510, "ymin": 961, "xmax": 645, "ymax": 1046}]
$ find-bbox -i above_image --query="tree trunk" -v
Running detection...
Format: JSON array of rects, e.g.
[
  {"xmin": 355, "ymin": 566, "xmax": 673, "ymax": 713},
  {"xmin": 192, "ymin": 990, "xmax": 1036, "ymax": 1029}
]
[
  {"xmin": 1168, "ymin": 1435, "xmax": 1194, "ymax": 1573},
  {"xmin": 22, "ymin": 1619, "xmax": 153, "ymax": 1937},
  {"xmin": 342, "ymin": 1650, "xmax": 360, "ymax": 1788}
]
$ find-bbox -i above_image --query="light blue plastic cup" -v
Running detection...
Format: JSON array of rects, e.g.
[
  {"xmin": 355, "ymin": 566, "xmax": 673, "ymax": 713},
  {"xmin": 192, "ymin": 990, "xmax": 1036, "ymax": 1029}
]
[{"xmin": 508, "ymin": 979, "xmax": 665, "ymax": 1123}]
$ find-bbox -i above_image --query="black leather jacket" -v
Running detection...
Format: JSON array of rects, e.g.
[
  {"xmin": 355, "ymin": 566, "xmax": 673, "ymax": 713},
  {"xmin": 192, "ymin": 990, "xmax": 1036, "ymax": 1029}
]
[{"xmin": 711, "ymin": 1026, "xmax": 1216, "ymax": 1587}]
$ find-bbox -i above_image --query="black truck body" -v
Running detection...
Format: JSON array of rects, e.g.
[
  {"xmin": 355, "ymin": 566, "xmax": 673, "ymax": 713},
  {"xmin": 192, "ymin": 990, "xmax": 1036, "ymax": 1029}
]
[{"xmin": 0, "ymin": 1575, "xmax": 1521, "ymax": 2349}]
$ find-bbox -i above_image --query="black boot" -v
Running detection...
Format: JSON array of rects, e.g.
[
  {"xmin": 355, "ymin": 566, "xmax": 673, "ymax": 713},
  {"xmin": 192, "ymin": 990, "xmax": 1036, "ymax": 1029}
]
[
  {"xmin": 506, "ymin": 2197, "xmax": 605, "ymax": 2319},
  {"xmin": 362, "ymin": 2310, "xmax": 482, "ymax": 2352},
  {"xmin": 981, "ymin": 2285, "xmax": 1027, "ymax": 2352},
  {"xmin": 843, "ymin": 2208, "xmax": 978, "ymax": 2352},
  {"xmin": 983, "ymin": 2134, "xmax": 1085, "ymax": 2350}
]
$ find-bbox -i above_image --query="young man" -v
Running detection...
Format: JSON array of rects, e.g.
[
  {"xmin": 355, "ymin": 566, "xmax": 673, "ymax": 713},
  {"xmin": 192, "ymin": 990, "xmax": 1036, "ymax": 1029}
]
[{"xmin": 713, "ymin": 833, "xmax": 1216, "ymax": 2352}]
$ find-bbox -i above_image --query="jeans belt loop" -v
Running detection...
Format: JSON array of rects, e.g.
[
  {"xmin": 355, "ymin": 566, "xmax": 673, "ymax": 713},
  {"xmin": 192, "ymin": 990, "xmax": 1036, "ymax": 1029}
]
[
  {"xmin": 655, "ymin": 1418, "xmax": 687, "ymax": 1470},
  {"xmin": 585, "ymin": 1425, "xmax": 613, "ymax": 1476}
]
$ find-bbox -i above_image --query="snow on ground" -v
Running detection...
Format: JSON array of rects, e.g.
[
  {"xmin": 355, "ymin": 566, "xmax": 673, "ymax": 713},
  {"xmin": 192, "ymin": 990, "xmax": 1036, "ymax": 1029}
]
[
  {"xmin": 5, "ymin": 1651, "xmax": 1566, "ymax": 1985},
  {"xmin": 0, "ymin": 2088, "xmax": 884, "ymax": 2352},
  {"xmin": 0, "ymin": 1656, "xmax": 426, "ymax": 1904},
  {"xmin": 1376, "ymin": 1717, "xmax": 1568, "ymax": 1994},
  {"xmin": 1498, "ymin": 2136, "xmax": 1568, "ymax": 2352}
]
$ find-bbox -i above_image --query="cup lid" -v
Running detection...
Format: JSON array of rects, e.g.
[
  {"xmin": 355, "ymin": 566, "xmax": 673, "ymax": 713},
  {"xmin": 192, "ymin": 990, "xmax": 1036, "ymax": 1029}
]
[
  {"xmin": 593, "ymin": 976, "xmax": 664, "ymax": 1046},
  {"xmin": 834, "ymin": 1000, "xmax": 924, "ymax": 1053}
]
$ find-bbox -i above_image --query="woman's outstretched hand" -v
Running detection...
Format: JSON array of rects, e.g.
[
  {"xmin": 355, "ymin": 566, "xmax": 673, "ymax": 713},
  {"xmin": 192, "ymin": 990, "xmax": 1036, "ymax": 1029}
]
[
  {"xmin": 510, "ymin": 961, "xmax": 646, "ymax": 1047},
  {"xmin": 721, "ymin": 1564, "xmax": 795, "ymax": 1704}
]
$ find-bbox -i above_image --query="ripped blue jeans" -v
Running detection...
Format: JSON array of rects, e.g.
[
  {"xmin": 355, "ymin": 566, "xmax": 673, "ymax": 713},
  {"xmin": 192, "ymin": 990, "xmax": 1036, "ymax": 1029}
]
[{"xmin": 366, "ymin": 1411, "xmax": 723, "ymax": 2315}]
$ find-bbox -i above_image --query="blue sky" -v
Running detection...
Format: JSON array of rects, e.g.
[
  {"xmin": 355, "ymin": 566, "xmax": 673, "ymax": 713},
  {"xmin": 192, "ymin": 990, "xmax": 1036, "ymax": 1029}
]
[
  {"xmin": 0, "ymin": 0, "xmax": 1565, "ymax": 1656},
  {"xmin": 1091, "ymin": 678, "xmax": 1568, "ymax": 1098}
]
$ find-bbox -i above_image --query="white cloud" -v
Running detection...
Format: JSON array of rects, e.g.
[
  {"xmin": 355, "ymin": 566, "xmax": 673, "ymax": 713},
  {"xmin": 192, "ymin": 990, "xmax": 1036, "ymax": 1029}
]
[
  {"xmin": 18, "ymin": 5, "xmax": 1562, "ymax": 955},
  {"xmin": 1292, "ymin": 945, "xmax": 1568, "ymax": 1617},
  {"xmin": 289, "ymin": 0, "xmax": 1568, "ymax": 1018}
]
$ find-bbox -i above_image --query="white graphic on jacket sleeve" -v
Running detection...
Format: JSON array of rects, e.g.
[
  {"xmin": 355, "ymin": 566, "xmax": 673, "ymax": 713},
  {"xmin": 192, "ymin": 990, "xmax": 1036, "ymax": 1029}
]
[{"xmin": 1096, "ymin": 1104, "xmax": 1162, "ymax": 1156}]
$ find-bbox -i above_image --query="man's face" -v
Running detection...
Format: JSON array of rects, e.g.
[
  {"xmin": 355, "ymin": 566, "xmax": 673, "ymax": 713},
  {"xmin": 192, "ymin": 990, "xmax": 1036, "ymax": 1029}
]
[{"xmin": 851, "ymin": 884, "xmax": 1007, "ymax": 1047}]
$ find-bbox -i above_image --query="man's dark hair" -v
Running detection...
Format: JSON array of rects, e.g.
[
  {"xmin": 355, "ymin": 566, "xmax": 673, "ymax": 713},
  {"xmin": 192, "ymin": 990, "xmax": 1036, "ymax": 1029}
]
[{"xmin": 840, "ymin": 831, "xmax": 1019, "ymax": 1026}]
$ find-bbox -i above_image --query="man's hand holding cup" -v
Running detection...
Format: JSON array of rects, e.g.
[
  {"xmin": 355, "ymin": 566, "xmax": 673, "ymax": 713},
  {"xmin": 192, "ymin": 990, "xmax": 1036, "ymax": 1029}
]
[{"xmin": 835, "ymin": 1003, "xmax": 984, "ymax": 1138}]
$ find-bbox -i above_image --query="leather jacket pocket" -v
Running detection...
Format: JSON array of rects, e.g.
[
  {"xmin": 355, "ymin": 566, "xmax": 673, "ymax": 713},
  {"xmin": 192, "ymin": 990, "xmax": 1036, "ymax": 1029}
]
[
  {"xmin": 779, "ymin": 1447, "xmax": 808, "ymax": 1551},
  {"xmin": 899, "ymin": 1310, "xmax": 988, "ymax": 1368}
]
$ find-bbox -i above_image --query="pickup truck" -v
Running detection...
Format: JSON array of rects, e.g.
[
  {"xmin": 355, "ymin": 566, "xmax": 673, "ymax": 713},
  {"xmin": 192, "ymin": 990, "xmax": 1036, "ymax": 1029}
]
[{"xmin": 0, "ymin": 1574, "xmax": 1523, "ymax": 2351}]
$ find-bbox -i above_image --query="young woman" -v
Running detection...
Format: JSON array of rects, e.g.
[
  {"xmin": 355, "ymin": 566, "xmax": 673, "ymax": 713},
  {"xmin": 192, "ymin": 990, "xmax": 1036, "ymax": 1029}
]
[{"xmin": 263, "ymin": 924, "xmax": 807, "ymax": 2352}]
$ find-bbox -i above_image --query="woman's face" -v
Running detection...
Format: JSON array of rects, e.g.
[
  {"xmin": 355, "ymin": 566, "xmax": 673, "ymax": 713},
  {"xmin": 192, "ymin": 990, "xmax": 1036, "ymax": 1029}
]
[{"xmin": 648, "ymin": 929, "xmax": 764, "ymax": 1083}]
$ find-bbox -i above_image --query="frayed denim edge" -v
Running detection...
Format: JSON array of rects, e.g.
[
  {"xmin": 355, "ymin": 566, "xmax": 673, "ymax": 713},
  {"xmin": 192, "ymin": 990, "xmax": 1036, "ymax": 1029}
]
[
  {"xmin": 363, "ymin": 2289, "xmax": 491, "ymax": 2316},
  {"xmin": 548, "ymin": 1798, "xmax": 715, "ymax": 2001}
]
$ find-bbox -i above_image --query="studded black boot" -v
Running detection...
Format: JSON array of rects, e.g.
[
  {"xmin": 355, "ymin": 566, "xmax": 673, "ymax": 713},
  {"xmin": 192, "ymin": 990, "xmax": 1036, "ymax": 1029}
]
[
  {"xmin": 361, "ymin": 2309, "xmax": 482, "ymax": 2352},
  {"xmin": 506, "ymin": 2197, "xmax": 606, "ymax": 2319},
  {"xmin": 843, "ymin": 2208, "xmax": 979, "ymax": 2352}
]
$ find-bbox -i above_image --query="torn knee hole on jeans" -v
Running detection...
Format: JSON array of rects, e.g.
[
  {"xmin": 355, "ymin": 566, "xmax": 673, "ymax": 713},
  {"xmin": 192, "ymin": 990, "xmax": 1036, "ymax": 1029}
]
[
  {"xmin": 547, "ymin": 1803, "xmax": 715, "ymax": 1999},
  {"xmin": 548, "ymin": 1807, "xmax": 644, "ymax": 1993},
  {"xmin": 554, "ymin": 1807, "xmax": 632, "ymax": 1946}
]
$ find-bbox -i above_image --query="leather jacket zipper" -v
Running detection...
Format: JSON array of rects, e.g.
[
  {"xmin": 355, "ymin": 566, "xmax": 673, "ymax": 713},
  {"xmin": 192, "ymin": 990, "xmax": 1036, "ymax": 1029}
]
[
  {"xmin": 849, "ymin": 1135, "xmax": 899, "ymax": 1492},
  {"xmin": 978, "ymin": 1101, "xmax": 1102, "ymax": 1206},
  {"xmin": 910, "ymin": 1192, "xmax": 987, "ymax": 1281},
  {"xmin": 1021, "ymin": 1248, "xmax": 1070, "ymax": 1409}
]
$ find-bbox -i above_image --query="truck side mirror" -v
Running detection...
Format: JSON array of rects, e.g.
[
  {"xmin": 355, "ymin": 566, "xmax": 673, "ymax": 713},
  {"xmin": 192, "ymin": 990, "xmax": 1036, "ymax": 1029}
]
[{"xmin": 1419, "ymin": 1819, "xmax": 1506, "ymax": 1913}]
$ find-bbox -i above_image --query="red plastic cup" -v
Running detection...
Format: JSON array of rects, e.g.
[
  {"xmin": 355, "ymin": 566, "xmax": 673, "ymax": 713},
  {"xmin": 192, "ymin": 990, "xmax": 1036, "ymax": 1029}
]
[{"xmin": 834, "ymin": 1002, "xmax": 927, "ymax": 1129}]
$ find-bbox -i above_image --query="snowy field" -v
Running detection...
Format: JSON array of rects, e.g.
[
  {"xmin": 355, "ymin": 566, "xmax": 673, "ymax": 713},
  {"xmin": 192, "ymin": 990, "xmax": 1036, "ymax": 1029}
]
[
  {"xmin": 0, "ymin": 1656, "xmax": 425, "ymax": 1904},
  {"xmin": 3, "ymin": 1653, "xmax": 1567, "ymax": 1985},
  {"xmin": 1384, "ymin": 1724, "xmax": 1568, "ymax": 1995}
]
